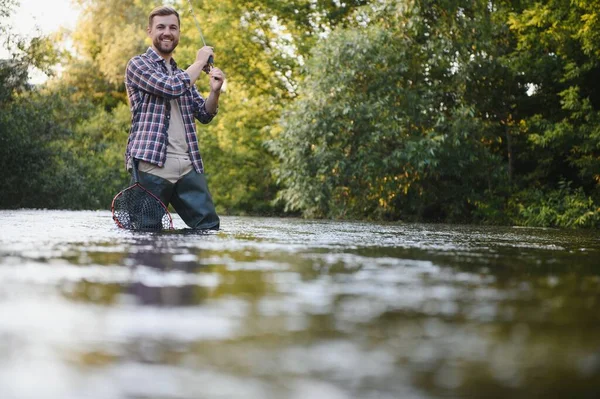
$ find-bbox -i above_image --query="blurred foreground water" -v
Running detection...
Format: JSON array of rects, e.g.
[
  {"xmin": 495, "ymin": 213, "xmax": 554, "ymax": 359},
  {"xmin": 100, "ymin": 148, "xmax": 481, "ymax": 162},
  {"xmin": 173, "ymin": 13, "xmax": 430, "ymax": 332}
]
[{"xmin": 0, "ymin": 210, "xmax": 599, "ymax": 399}]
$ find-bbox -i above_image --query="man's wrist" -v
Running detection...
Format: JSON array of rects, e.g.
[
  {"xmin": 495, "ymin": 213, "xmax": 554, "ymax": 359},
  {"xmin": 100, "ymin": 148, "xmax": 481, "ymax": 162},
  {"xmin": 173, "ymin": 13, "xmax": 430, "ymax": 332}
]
[
  {"xmin": 207, "ymin": 106, "xmax": 219, "ymax": 116},
  {"xmin": 193, "ymin": 60, "xmax": 206, "ymax": 71}
]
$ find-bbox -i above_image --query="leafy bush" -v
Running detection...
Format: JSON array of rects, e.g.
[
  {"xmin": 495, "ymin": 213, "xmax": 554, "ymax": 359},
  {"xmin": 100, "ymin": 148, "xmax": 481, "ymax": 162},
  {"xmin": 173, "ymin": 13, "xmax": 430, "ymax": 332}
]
[{"xmin": 511, "ymin": 182, "xmax": 600, "ymax": 228}]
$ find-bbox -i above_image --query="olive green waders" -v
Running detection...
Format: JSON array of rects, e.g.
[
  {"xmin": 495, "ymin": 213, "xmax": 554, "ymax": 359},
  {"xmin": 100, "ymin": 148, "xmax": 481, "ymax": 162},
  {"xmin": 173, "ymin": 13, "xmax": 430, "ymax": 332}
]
[{"xmin": 134, "ymin": 169, "xmax": 220, "ymax": 230}]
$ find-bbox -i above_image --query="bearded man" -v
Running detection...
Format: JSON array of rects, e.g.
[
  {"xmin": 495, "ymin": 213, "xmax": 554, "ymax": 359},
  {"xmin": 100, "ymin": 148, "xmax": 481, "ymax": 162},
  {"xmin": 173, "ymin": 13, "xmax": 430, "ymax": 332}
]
[{"xmin": 124, "ymin": 5, "xmax": 224, "ymax": 230}]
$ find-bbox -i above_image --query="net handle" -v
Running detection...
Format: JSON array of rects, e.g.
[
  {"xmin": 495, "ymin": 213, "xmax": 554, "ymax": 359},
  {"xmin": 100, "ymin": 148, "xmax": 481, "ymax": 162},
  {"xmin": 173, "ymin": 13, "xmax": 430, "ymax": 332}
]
[{"xmin": 132, "ymin": 158, "xmax": 140, "ymax": 183}]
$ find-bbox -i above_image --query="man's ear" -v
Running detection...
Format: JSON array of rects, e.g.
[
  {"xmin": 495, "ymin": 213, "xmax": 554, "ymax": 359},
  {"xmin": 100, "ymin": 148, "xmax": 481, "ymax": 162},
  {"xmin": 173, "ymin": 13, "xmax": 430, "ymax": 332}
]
[{"xmin": 146, "ymin": 26, "xmax": 151, "ymax": 36}]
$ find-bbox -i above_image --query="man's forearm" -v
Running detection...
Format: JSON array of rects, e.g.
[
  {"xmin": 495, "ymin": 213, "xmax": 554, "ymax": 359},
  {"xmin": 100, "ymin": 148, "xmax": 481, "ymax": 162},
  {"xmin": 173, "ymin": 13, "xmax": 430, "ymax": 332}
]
[
  {"xmin": 185, "ymin": 61, "xmax": 205, "ymax": 85},
  {"xmin": 205, "ymin": 90, "xmax": 220, "ymax": 115}
]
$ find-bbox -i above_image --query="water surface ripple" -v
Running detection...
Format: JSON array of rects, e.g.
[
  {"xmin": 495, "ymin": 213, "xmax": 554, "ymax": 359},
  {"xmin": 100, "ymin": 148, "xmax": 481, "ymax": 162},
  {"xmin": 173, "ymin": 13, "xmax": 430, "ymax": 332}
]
[{"xmin": 0, "ymin": 210, "xmax": 599, "ymax": 399}]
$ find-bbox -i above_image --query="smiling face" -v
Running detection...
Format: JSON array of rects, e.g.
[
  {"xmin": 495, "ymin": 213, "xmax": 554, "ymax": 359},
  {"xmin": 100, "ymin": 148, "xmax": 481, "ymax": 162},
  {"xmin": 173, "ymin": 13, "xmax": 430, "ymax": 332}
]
[{"xmin": 147, "ymin": 14, "xmax": 180, "ymax": 58}]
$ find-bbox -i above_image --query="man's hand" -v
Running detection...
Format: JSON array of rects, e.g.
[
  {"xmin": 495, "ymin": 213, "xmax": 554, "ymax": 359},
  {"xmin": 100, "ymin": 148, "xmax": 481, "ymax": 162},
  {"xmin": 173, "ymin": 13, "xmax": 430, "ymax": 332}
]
[
  {"xmin": 186, "ymin": 46, "xmax": 214, "ymax": 84},
  {"xmin": 195, "ymin": 46, "xmax": 214, "ymax": 70},
  {"xmin": 209, "ymin": 67, "xmax": 225, "ymax": 93},
  {"xmin": 205, "ymin": 66, "xmax": 224, "ymax": 114}
]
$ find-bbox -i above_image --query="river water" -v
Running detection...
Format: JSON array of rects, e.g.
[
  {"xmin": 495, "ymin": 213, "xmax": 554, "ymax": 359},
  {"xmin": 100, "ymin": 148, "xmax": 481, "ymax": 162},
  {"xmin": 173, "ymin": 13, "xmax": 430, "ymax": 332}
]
[{"xmin": 0, "ymin": 210, "xmax": 599, "ymax": 398}]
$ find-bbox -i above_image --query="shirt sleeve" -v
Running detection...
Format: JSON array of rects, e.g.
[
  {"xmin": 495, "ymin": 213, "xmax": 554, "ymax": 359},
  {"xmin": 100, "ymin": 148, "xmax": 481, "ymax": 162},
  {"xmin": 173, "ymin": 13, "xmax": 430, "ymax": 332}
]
[
  {"xmin": 126, "ymin": 56, "xmax": 192, "ymax": 99},
  {"xmin": 191, "ymin": 86, "xmax": 217, "ymax": 124}
]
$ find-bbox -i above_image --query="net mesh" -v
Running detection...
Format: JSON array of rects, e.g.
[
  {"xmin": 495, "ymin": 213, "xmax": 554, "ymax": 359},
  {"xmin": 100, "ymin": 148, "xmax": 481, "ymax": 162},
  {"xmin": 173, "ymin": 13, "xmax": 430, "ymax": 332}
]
[{"xmin": 111, "ymin": 184, "xmax": 173, "ymax": 231}]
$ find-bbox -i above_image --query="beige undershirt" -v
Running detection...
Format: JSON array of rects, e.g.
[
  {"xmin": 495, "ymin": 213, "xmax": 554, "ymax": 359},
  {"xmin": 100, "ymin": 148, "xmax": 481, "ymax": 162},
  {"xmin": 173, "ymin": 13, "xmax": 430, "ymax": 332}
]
[{"xmin": 138, "ymin": 62, "xmax": 194, "ymax": 183}]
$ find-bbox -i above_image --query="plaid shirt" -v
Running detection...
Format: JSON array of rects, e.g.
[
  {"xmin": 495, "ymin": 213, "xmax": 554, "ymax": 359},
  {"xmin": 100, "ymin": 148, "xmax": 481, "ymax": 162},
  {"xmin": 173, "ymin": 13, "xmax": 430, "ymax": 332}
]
[{"xmin": 125, "ymin": 47, "xmax": 216, "ymax": 173}]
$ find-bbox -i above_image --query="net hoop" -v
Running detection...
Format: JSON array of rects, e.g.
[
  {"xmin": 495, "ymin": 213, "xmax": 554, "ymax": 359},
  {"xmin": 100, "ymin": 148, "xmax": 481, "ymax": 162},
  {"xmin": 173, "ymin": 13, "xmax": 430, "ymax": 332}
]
[{"xmin": 111, "ymin": 182, "xmax": 174, "ymax": 231}]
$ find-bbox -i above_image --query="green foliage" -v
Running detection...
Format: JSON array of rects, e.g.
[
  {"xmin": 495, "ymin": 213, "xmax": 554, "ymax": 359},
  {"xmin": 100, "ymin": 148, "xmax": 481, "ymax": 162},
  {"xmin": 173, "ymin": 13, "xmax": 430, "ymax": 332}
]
[
  {"xmin": 0, "ymin": 83, "xmax": 131, "ymax": 209},
  {"xmin": 271, "ymin": 1, "xmax": 508, "ymax": 221},
  {"xmin": 0, "ymin": 89, "xmax": 85, "ymax": 209},
  {"xmin": 501, "ymin": 0, "xmax": 600, "ymax": 228},
  {"xmin": 271, "ymin": 25, "xmax": 408, "ymax": 218},
  {"xmin": 511, "ymin": 182, "xmax": 600, "ymax": 228},
  {"xmin": 70, "ymin": 102, "xmax": 132, "ymax": 208}
]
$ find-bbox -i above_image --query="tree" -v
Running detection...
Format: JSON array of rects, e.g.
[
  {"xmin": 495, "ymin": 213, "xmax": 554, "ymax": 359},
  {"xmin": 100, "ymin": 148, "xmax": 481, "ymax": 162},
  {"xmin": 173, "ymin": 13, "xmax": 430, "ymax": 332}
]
[
  {"xmin": 271, "ymin": 1, "xmax": 507, "ymax": 221},
  {"xmin": 505, "ymin": 0, "xmax": 600, "ymax": 227}
]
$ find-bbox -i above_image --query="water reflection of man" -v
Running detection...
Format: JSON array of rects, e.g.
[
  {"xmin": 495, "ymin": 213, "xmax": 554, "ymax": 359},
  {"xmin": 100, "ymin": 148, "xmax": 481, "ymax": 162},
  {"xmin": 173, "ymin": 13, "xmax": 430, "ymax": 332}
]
[
  {"xmin": 125, "ymin": 5, "xmax": 224, "ymax": 230},
  {"xmin": 126, "ymin": 241, "xmax": 205, "ymax": 307}
]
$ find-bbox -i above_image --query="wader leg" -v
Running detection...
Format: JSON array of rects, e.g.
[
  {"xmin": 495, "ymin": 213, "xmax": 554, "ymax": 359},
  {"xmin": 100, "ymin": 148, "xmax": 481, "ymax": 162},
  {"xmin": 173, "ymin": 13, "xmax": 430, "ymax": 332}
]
[
  {"xmin": 171, "ymin": 171, "xmax": 220, "ymax": 230},
  {"xmin": 135, "ymin": 170, "xmax": 174, "ymax": 206}
]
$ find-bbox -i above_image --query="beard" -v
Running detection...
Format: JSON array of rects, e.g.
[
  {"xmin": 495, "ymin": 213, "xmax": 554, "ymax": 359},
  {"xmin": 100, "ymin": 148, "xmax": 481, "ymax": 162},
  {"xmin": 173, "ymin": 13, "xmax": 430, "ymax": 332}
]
[{"xmin": 153, "ymin": 35, "xmax": 179, "ymax": 55}]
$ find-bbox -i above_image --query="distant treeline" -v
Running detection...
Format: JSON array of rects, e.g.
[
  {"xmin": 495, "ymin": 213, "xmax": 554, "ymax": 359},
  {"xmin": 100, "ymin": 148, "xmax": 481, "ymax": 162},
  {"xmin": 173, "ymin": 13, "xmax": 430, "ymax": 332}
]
[{"xmin": 1, "ymin": 0, "xmax": 599, "ymax": 228}]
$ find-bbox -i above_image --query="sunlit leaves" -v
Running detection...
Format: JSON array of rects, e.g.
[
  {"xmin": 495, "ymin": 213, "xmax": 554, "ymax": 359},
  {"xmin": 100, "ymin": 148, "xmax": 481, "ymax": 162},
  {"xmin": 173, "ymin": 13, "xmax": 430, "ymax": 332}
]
[{"xmin": 65, "ymin": 0, "xmax": 151, "ymax": 97}]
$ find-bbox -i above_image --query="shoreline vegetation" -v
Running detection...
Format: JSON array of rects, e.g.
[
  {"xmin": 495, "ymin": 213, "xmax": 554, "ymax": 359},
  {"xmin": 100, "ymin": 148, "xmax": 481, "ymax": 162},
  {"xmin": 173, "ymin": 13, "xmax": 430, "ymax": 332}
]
[{"xmin": 1, "ymin": 0, "xmax": 599, "ymax": 228}]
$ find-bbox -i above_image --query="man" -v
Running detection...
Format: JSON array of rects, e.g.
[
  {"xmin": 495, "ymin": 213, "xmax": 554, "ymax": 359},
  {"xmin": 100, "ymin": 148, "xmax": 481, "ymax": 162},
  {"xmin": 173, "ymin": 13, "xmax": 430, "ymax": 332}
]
[{"xmin": 125, "ymin": 5, "xmax": 224, "ymax": 230}]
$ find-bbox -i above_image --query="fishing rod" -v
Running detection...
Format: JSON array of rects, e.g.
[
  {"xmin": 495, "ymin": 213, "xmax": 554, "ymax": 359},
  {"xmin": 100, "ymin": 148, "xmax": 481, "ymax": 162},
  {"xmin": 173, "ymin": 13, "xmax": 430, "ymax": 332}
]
[
  {"xmin": 186, "ymin": 0, "xmax": 214, "ymax": 75},
  {"xmin": 186, "ymin": 0, "xmax": 226, "ymax": 91}
]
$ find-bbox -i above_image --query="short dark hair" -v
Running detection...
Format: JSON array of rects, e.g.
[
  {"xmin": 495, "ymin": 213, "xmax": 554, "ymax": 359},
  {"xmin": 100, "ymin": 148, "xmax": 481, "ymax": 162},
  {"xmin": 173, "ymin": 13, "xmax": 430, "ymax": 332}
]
[{"xmin": 148, "ymin": 6, "xmax": 180, "ymax": 28}]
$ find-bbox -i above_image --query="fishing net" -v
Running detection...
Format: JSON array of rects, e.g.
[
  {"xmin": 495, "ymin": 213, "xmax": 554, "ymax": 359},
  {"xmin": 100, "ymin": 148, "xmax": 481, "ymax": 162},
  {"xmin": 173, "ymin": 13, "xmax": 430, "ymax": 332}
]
[{"xmin": 111, "ymin": 183, "xmax": 173, "ymax": 231}]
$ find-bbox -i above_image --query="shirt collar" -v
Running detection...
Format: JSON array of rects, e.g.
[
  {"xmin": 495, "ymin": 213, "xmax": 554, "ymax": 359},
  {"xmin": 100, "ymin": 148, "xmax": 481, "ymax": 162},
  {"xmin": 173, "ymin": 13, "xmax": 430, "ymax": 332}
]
[{"xmin": 145, "ymin": 47, "xmax": 178, "ymax": 69}]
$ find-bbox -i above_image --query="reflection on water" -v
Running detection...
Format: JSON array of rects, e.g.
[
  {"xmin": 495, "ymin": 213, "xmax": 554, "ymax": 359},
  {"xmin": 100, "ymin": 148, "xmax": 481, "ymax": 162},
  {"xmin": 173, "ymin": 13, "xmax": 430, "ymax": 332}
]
[{"xmin": 0, "ymin": 210, "xmax": 599, "ymax": 398}]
